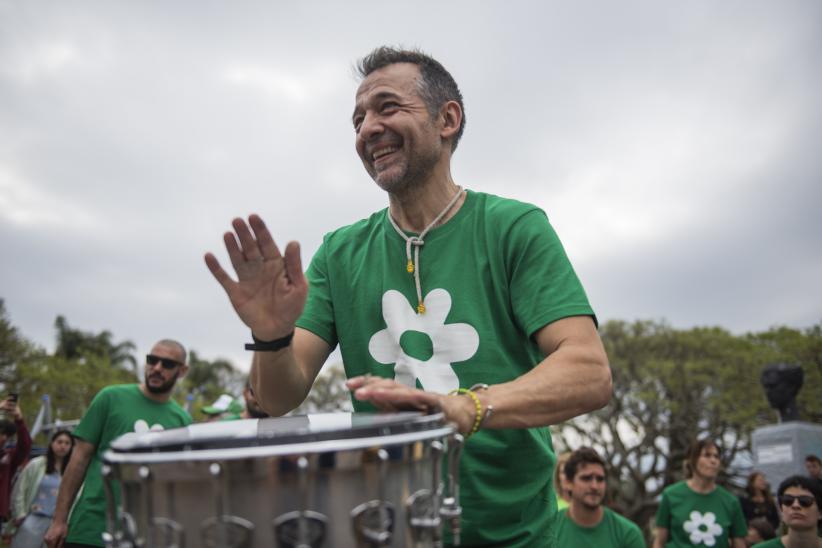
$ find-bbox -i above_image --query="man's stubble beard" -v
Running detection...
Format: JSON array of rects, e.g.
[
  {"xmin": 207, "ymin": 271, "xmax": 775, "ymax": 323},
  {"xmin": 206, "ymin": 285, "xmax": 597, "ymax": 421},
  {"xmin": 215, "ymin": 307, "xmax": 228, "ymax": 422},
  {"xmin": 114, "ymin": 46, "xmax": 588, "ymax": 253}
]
[
  {"xmin": 371, "ymin": 131, "xmax": 441, "ymax": 195},
  {"xmin": 144, "ymin": 370, "xmax": 180, "ymax": 394}
]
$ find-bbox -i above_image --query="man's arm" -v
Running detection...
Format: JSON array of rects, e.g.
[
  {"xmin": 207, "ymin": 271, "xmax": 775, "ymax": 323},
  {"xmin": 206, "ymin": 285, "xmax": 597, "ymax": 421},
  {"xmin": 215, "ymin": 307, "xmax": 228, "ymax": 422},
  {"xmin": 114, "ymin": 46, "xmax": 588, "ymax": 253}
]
[
  {"xmin": 250, "ymin": 328, "xmax": 333, "ymax": 416},
  {"xmin": 44, "ymin": 438, "xmax": 95, "ymax": 548},
  {"xmin": 11, "ymin": 404, "xmax": 32, "ymax": 466},
  {"xmin": 651, "ymin": 528, "xmax": 668, "ymax": 548},
  {"xmin": 349, "ymin": 315, "xmax": 611, "ymax": 433}
]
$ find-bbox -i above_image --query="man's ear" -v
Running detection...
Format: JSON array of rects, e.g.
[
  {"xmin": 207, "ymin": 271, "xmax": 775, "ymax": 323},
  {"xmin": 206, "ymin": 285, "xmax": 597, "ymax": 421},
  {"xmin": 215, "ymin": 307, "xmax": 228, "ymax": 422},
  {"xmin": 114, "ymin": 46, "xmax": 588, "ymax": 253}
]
[{"xmin": 439, "ymin": 100, "xmax": 462, "ymax": 142}]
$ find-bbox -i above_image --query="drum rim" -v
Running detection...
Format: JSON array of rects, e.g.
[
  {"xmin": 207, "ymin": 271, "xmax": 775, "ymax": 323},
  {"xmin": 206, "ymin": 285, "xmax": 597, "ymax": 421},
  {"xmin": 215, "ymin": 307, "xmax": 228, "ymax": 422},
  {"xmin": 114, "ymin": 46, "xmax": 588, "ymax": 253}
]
[{"xmin": 102, "ymin": 425, "xmax": 455, "ymax": 464}]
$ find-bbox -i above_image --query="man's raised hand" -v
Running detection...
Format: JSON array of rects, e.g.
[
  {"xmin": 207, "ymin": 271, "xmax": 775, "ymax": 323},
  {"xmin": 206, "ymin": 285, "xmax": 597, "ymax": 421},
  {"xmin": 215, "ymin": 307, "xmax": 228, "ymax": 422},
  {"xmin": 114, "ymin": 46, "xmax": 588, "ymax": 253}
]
[{"xmin": 204, "ymin": 214, "xmax": 307, "ymax": 341}]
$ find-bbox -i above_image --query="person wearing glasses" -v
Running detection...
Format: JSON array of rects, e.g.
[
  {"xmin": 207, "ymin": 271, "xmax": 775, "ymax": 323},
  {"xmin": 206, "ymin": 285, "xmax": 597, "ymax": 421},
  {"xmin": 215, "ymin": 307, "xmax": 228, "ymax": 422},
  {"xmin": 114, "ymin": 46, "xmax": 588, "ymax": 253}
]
[
  {"xmin": 555, "ymin": 447, "xmax": 645, "ymax": 548},
  {"xmin": 44, "ymin": 340, "xmax": 191, "ymax": 548},
  {"xmin": 752, "ymin": 474, "xmax": 822, "ymax": 547}
]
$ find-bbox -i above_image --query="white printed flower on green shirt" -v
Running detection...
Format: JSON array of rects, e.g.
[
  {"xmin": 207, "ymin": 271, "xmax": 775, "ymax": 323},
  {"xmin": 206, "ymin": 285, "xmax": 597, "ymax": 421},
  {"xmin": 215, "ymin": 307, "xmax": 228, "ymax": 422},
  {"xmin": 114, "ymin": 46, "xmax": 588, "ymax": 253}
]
[
  {"xmin": 368, "ymin": 289, "xmax": 479, "ymax": 393},
  {"xmin": 683, "ymin": 510, "xmax": 723, "ymax": 546}
]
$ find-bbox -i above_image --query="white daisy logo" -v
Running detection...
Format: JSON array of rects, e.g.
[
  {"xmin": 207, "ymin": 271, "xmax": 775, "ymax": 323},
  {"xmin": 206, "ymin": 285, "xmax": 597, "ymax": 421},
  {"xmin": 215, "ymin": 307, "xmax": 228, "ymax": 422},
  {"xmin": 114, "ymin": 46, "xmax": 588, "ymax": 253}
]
[
  {"xmin": 683, "ymin": 510, "xmax": 723, "ymax": 546},
  {"xmin": 368, "ymin": 289, "xmax": 479, "ymax": 394},
  {"xmin": 133, "ymin": 419, "xmax": 166, "ymax": 433}
]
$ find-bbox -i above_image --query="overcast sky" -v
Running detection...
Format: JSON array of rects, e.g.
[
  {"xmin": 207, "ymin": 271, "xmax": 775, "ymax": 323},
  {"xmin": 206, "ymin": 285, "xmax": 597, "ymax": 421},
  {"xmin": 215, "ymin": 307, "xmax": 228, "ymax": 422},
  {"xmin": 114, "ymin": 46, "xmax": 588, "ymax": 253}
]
[{"xmin": 2, "ymin": 1, "xmax": 820, "ymax": 373}]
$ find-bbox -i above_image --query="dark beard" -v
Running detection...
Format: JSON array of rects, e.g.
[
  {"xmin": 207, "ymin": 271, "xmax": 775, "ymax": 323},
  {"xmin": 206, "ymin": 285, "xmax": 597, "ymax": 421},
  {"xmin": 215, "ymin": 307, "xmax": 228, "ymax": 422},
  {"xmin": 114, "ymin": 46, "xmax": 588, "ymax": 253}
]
[{"xmin": 144, "ymin": 370, "xmax": 179, "ymax": 394}]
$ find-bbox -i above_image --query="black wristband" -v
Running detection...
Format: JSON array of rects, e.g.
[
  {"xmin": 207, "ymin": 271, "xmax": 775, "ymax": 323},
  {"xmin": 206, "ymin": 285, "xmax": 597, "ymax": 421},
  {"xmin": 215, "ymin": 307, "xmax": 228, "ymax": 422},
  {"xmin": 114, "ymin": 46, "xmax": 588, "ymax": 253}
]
[{"xmin": 244, "ymin": 331, "xmax": 294, "ymax": 351}]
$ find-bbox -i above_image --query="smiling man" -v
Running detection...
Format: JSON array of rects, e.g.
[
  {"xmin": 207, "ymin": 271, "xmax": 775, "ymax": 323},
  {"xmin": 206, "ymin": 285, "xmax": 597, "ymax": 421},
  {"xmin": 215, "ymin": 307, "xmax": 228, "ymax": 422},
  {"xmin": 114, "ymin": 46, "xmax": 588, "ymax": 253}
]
[
  {"xmin": 207, "ymin": 46, "xmax": 611, "ymax": 546},
  {"xmin": 44, "ymin": 339, "xmax": 191, "ymax": 548},
  {"xmin": 556, "ymin": 447, "xmax": 645, "ymax": 548}
]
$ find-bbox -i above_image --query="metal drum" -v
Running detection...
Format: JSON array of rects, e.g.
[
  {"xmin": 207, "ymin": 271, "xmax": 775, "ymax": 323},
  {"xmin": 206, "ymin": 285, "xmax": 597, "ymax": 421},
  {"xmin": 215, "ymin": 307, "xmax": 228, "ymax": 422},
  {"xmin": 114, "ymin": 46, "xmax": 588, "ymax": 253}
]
[{"xmin": 102, "ymin": 412, "xmax": 462, "ymax": 548}]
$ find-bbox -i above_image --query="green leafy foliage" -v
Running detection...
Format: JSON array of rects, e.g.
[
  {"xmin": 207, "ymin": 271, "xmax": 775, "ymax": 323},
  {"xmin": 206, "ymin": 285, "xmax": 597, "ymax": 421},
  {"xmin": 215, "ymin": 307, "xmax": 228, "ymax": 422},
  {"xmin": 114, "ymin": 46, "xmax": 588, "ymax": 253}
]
[
  {"xmin": 0, "ymin": 301, "xmax": 244, "ymax": 442},
  {"xmin": 180, "ymin": 350, "xmax": 246, "ymax": 422},
  {"xmin": 291, "ymin": 364, "xmax": 352, "ymax": 414}
]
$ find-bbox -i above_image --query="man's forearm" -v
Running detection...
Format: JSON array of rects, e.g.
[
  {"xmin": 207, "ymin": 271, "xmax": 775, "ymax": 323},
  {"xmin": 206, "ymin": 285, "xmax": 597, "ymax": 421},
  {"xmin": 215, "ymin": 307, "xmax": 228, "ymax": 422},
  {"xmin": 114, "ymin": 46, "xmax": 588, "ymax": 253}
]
[
  {"xmin": 477, "ymin": 342, "xmax": 611, "ymax": 429},
  {"xmin": 250, "ymin": 329, "xmax": 331, "ymax": 416},
  {"xmin": 251, "ymin": 349, "xmax": 312, "ymax": 415},
  {"xmin": 52, "ymin": 450, "xmax": 91, "ymax": 522}
]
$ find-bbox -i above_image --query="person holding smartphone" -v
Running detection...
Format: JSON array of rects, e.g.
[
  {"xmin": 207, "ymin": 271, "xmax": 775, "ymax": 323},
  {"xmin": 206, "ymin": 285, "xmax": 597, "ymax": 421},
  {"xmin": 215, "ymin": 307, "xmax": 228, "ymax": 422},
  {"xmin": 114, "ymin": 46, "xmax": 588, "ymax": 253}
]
[{"xmin": 0, "ymin": 394, "xmax": 31, "ymax": 533}]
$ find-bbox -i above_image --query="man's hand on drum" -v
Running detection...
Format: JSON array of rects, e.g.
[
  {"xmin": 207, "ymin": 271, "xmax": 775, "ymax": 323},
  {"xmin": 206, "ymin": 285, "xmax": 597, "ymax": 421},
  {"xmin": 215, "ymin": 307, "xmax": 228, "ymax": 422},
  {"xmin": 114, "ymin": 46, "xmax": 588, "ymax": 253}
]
[
  {"xmin": 347, "ymin": 376, "xmax": 476, "ymax": 436},
  {"xmin": 205, "ymin": 215, "xmax": 308, "ymax": 340}
]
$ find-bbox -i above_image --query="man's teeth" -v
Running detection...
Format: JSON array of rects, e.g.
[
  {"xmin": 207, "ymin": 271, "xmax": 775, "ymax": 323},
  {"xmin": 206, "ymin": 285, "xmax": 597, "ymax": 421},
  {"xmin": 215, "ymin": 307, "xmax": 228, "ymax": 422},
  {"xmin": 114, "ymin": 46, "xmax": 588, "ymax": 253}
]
[{"xmin": 373, "ymin": 146, "xmax": 398, "ymax": 160}]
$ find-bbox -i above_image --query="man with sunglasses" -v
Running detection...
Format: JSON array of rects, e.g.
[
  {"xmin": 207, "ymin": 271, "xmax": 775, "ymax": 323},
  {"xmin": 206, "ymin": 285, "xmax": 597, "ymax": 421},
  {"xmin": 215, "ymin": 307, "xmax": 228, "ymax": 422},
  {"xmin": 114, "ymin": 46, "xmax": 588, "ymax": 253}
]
[
  {"xmin": 752, "ymin": 474, "xmax": 822, "ymax": 547},
  {"xmin": 556, "ymin": 447, "xmax": 645, "ymax": 548},
  {"xmin": 44, "ymin": 340, "xmax": 191, "ymax": 548}
]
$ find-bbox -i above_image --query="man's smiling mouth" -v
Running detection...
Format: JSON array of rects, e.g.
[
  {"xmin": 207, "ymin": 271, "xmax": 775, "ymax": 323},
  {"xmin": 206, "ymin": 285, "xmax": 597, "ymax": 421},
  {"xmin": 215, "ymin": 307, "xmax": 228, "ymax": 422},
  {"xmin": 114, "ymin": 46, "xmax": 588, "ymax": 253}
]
[{"xmin": 372, "ymin": 145, "xmax": 399, "ymax": 162}]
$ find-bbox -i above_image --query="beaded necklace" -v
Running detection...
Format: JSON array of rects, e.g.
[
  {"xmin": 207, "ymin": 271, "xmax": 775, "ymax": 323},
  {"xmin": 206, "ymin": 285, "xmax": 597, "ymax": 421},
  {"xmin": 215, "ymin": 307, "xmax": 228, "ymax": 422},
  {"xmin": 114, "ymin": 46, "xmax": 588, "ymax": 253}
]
[{"xmin": 387, "ymin": 186, "xmax": 464, "ymax": 314}]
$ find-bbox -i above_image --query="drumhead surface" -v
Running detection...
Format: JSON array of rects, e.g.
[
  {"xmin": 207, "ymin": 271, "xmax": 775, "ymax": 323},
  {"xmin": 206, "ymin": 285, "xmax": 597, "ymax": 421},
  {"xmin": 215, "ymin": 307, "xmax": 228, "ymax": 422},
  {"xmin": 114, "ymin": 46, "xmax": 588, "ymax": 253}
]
[{"xmin": 105, "ymin": 412, "xmax": 452, "ymax": 463}]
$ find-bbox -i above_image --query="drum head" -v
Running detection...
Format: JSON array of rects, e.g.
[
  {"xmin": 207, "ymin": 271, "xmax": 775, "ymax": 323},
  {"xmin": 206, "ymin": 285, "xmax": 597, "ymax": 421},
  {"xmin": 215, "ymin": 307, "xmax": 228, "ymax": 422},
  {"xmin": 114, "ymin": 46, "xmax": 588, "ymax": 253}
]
[{"xmin": 104, "ymin": 412, "xmax": 452, "ymax": 463}]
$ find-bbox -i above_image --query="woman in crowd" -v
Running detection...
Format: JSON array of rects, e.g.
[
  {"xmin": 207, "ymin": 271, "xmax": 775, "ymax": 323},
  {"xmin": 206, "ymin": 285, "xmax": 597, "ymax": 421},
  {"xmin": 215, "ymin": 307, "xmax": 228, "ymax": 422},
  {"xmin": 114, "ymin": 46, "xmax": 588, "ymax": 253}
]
[
  {"xmin": 654, "ymin": 438, "xmax": 747, "ymax": 547},
  {"xmin": 740, "ymin": 471, "xmax": 780, "ymax": 529},
  {"xmin": 7, "ymin": 430, "xmax": 74, "ymax": 548},
  {"xmin": 753, "ymin": 475, "xmax": 822, "ymax": 547}
]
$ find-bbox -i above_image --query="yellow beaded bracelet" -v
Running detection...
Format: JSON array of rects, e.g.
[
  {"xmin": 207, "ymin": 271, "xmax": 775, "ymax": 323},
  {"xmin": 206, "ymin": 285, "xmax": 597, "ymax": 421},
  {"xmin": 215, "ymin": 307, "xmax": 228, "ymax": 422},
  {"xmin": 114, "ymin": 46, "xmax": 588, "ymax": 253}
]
[{"xmin": 449, "ymin": 388, "xmax": 483, "ymax": 438}]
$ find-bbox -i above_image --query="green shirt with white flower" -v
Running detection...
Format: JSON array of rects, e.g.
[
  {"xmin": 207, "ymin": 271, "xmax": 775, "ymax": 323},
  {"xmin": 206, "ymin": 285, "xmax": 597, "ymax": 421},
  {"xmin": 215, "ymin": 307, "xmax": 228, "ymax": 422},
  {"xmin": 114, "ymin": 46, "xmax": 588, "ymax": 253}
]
[
  {"xmin": 67, "ymin": 384, "xmax": 191, "ymax": 547},
  {"xmin": 655, "ymin": 481, "xmax": 747, "ymax": 547},
  {"xmin": 297, "ymin": 189, "xmax": 596, "ymax": 547}
]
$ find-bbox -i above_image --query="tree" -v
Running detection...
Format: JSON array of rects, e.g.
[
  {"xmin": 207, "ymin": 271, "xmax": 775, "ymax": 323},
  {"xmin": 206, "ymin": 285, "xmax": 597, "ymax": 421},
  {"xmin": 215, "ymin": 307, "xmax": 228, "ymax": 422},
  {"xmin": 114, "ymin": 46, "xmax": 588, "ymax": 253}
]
[
  {"xmin": 54, "ymin": 315, "xmax": 137, "ymax": 374},
  {"xmin": 0, "ymin": 299, "xmax": 38, "ymax": 389},
  {"xmin": 292, "ymin": 364, "xmax": 352, "ymax": 414},
  {"xmin": 179, "ymin": 350, "xmax": 245, "ymax": 422}
]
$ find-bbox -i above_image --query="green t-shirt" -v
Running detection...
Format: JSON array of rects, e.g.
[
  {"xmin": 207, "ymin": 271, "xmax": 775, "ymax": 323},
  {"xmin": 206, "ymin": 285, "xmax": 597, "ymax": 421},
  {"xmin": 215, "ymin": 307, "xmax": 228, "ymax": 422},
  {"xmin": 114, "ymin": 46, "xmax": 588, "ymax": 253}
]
[
  {"xmin": 655, "ymin": 481, "xmax": 747, "ymax": 547},
  {"xmin": 556, "ymin": 507, "xmax": 646, "ymax": 548},
  {"xmin": 297, "ymin": 190, "xmax": 595, "ymax": 547},
  {"xmin": 67, "ymin": 384, "xmax": 191, "ymax": 547}
]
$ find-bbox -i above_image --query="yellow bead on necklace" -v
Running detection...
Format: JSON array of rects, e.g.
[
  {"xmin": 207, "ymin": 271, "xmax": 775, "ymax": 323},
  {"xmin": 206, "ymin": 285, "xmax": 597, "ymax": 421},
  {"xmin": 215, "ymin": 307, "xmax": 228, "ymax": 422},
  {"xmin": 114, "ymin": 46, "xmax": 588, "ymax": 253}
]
[{"xmin": 387, "ymin": 186, "xmax": 465, "ymax": 315}]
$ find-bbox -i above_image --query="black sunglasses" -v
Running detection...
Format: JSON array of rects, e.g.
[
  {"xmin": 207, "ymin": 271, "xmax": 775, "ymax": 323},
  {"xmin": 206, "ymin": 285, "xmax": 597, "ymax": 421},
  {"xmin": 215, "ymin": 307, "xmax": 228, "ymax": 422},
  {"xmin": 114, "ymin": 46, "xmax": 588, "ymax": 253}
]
[
  {"xmin": 146, "ymin": 354, "xmax": 182, "ymax": 370},
  {"xmin": 779, "ymin": 494, "xmax": 816, "ymax": 508}
]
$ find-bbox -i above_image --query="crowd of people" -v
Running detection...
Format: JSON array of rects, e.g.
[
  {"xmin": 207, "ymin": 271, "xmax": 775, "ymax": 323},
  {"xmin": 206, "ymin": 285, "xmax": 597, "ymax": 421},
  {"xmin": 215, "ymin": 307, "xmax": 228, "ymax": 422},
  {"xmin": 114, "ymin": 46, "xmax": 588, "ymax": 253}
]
[{"xmin": 1, "ymin": 377, "xmax": 820, "ymax": 547}]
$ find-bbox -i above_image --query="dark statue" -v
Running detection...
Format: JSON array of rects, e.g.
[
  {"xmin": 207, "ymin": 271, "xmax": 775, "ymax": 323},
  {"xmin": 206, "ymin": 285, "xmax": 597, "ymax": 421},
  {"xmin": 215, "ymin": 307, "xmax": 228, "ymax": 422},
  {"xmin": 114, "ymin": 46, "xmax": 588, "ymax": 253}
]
[{"xmin": 760, "ymin": 362, "xmax": 804, "ymax": 422}]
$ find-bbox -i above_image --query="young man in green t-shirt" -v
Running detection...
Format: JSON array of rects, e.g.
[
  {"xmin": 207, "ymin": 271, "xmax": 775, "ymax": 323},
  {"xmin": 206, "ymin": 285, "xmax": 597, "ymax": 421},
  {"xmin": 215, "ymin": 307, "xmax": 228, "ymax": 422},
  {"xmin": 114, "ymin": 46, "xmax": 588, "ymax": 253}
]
[
  {"xmin": 44, "ymin": 339, "xmax": 192, "ymax": 548},
  {"xmin": 206, "ymin": 46, "xmax": 612, "ymax": 546},
  {"xmin": 556, "ymin": 447, "xmax": 645, "ymax": 548}
]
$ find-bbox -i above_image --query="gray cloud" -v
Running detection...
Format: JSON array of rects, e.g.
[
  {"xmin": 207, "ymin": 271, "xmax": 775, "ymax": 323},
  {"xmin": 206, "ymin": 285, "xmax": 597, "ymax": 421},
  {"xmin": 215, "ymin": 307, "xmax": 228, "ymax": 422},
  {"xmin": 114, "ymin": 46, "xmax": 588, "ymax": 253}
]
[{"xmin": 2, "ymin": 1, "xmax": 820, "ymax": 371}]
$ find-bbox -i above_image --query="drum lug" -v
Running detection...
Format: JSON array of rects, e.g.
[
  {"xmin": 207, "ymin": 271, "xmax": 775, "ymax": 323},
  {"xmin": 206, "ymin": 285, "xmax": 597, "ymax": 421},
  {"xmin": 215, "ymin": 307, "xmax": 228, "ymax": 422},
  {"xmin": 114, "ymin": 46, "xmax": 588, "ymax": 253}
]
[
  {"xmin": 272, "ymin": 455, "xmax": 328, "ymax": 548},
  {"xmin": 405, "ymin": 489, "xmax": 441, "ymax": 545},
  {"xmin": 351, "ymin": 447, "xmax": 395, "ymax": 546},
  {"xmin": 200, "ymin": 515, "xmax": 255, "ymax": 548},
  {"xmin": 150, "ymin": 516, "xmax": 185, "ymax": 548},
  {"xmin": 440, "ymin": 433, "xmax": 464, "ymax": 546},
  {"xmin": 351, "ymin": 499, "xmax": 395, "ymax": 546},
  {"xmin": 273, "ymin": 510, "xmax": 329, "ymax": 548}
]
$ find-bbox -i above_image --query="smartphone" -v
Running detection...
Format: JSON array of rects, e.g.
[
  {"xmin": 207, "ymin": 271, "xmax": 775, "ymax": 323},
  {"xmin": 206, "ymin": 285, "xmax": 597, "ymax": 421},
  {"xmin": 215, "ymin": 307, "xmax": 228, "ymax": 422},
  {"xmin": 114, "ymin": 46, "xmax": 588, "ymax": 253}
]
[{"xmin": 7, "ymin": 393, "xmax": 18, "ymax": 403}]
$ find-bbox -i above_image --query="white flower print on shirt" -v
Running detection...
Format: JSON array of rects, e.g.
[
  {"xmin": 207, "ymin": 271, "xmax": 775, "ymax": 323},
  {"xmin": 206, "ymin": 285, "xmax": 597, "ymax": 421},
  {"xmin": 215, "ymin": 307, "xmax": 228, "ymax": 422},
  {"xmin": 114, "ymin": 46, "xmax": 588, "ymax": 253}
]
[
  {"xmin": 683, "ymin": 510, "xmax": 723, "ymax": 546},
  {"xmin": 133, "ymin": 419, "xmax": 166, "ymax": 433},
  {"xmin": 368, "ymin": 289, "xmax": 479, "ymax": 394}
]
